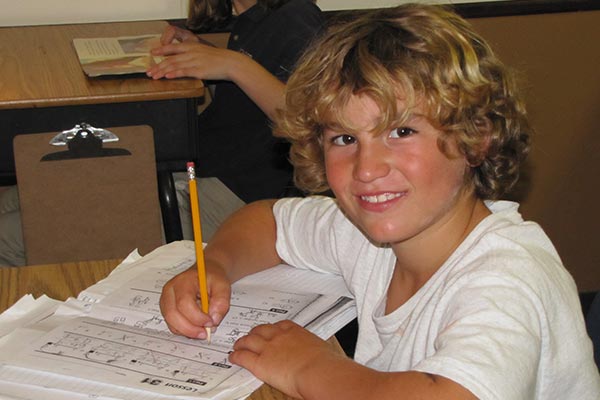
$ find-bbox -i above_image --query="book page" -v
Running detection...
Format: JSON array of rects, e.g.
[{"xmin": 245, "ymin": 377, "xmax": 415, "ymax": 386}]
[{"xmin": 73, "ymin": 34, "xmax": 163, "ymax": 77}]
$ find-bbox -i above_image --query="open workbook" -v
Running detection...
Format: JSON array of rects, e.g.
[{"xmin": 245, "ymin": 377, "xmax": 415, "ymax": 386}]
[
  {"xmin": 72, "ymin": 34, "xmax": 163, "ymax": 77},
  {"xmin": 0, "ymin": 241, "xmax": 356, "ymax": 400}
]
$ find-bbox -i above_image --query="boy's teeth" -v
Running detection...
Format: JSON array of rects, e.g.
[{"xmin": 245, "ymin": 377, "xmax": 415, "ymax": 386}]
[{"xmin": 361, "ymin": 193, "xmax": 401, "ymax": 203}]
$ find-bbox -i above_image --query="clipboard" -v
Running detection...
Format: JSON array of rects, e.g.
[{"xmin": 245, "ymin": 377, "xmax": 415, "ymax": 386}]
[{"xmin": 14, "ymin": 124, "xmax": 164, "ymax": 265}]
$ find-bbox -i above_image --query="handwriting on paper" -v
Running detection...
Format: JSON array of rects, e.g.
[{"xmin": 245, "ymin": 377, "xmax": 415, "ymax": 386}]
[{"xmin": 27, "ymin": 286, "xmax": 321, "ymax": 395}]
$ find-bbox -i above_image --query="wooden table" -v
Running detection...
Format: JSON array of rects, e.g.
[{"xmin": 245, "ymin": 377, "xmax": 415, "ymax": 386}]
[
  {"xmin": 0, "ymin": 260, "xmax": 341, "ymax": 400},
  {"xmin": 0, "ymin": 20, "xmax": 205, "ymax": 242},
  {"xmin": 0, "ymin": 259, "xmax": 121, "ymax": 312}
]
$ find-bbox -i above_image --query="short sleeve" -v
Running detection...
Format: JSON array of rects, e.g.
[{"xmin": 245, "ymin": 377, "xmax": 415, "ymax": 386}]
[{"xmin": 273, "ymin": 196, "xmax": 345, "ymax": 274}]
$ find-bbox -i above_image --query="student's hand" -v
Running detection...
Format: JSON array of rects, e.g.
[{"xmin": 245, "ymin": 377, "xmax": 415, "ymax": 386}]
[
  {"xmin": 159, "ymin": 263, "xmax": 231, "ymax": 339},
  {"xmin": 230, "ymin": 320, "xmax": 347, "ymax": 399},
  {"xmin": 159, "ymin": 25, "xmax": 200, "ymax": 45},
  {"xmin": 146, "ymin": 41, "xmax": 242, "ymax": 81}
]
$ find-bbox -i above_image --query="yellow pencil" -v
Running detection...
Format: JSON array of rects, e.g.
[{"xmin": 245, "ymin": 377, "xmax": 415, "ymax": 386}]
[{"xmin": 187, "ymin": 162, "xmax": 211, "ymax": 343}]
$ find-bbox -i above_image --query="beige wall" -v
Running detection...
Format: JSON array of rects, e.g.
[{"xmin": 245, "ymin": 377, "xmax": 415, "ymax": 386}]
[
  {"xmin": 468, "ymin": 10, "xmax": 600, "ymax": 291},
  {"xmin": 0, "ymin": 0, "xmax": 187, "ymax": 26}
]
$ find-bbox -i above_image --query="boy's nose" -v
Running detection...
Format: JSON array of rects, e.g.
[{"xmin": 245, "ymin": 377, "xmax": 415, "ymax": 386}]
[{"xmin": 353, "ymin": 143, "xmax": 391, "ymax": 183}]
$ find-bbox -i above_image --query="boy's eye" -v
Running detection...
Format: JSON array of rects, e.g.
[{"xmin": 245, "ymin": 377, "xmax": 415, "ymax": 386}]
[
  {"xmin": 390, "ymin": 127, "xmax": 416, "ymax": 138},
  {"xmin": 331, "ymin": 134, "xmax": 356, "ymax": 146}
]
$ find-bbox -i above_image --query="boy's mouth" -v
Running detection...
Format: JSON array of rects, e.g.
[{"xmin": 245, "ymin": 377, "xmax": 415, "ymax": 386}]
[{"xmin": 359, "ymin": 192, "xmax": 404, "ymax": 204}]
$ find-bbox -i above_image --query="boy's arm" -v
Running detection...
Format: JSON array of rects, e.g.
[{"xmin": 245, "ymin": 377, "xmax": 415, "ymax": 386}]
[
  {"xmin": 231, "ymin": 320, "xmax": 477, "ymax": 400},
  {"xmin": 204, "ymin": 199, "xmax": 282, "ymax": 282},
  {"xmin": 160, "ymin": 200, "xmax": 282, "ymax": 338},
  {"xmin": 296, "ymin": 356, "xmax": 478, "ymax": 400}
]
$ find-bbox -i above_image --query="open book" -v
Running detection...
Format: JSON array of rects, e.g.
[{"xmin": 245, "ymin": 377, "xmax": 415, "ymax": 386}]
[
  {"xmin": 72, "ymin": 34, "xmax": 163, "ymax": 77},
  {"xmin": 0, "ymin": 241, "xmax": 356, "ymax": 400}
]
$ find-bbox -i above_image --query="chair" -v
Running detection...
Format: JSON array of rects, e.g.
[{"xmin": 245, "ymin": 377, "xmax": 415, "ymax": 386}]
[{"xmin": 13, "ymin": 125, "xmax": 163, "ymax": 264}]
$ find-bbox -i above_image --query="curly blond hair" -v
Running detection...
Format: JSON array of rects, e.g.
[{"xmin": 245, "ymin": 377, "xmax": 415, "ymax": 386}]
[{"xmin": 275, "ymin": 3, "xmax": 531, "ymax": 199}]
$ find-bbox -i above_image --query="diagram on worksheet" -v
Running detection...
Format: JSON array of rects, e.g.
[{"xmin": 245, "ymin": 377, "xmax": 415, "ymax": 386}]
[
  {"xmin": 24, "ymin": 284, "xmax": 322, "ymax": 395},
  {"xmin": 87, "ymin": 262, "xmax": 322, "ymax": 341},
  {"xmin": 0, "ymin": 242, "xmax": 356, "ymax": 400},
  {"xmin": 86, "ymin": 258, "xmax": 197, "ymax": 331}
]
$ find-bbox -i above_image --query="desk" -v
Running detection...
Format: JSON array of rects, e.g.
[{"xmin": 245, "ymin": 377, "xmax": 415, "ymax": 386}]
[
  {"xmin": 0, "ymin": 21, "xmax": 205, "ymax": 242},
  {"xmin": 0, "ymin": 259, "xmax": 121, "ymax": 313},
  {"xmin": 0, "ymin": 261, "xmax": 342, "ymax": 400}
]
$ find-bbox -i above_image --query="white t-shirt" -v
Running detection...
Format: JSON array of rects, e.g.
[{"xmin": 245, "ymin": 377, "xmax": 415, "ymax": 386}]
[{"xmin": 274, "ymin": 196, "xmax": 600, "ymax": 400}]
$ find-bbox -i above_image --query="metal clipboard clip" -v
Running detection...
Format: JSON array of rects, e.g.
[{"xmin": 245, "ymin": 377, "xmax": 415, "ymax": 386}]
[{"xmin": 41, "ymin": 123, "xmax": 131, "ymax": 161}]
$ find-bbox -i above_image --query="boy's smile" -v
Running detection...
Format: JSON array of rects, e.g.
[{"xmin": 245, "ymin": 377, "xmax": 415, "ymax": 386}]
[{"xmin": 323, "ymin": 94, "xmax": 487, "ymax": 257}]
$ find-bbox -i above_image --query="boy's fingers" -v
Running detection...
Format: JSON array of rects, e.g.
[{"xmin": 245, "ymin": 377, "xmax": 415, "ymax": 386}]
[
  {"xmin": 228, "ymin": 347, "xmax": 259, "ymax": 370},
  {"xmin": 208, "ymin": 279, "xmax": 231, "ymax": 326},
  {"xmin": 232, "ymin": 331, "xmax": 267, "ymax": 356},
  {"xmin": 160, "ymin": 290, "xmax": 206, "ymax": 338}
]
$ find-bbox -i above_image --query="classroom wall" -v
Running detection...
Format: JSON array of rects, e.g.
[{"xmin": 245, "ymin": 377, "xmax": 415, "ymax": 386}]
[
  {"xmin": 0, "ymin": 0, "xmax": 186, "ymax": 26},
  {"xmin": 467, "ymin": 10, "xmax": 600, "ymax": 292}
]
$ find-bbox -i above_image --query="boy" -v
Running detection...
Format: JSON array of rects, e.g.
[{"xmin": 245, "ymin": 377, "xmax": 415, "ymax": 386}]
[{"xmin": 160, "ymin": 4, "xmax": 600, "ymax": 399}]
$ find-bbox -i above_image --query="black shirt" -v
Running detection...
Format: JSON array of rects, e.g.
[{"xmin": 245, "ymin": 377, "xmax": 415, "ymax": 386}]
[{"xmin": 195, "ymin": 0, "xmax": 323, "ymax": 202}]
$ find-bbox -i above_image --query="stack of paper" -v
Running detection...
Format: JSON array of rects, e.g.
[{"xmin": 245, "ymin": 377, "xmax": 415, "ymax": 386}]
[{"xmin": 0, "ymin": 241, "xmax": 356, "ymax": 400}]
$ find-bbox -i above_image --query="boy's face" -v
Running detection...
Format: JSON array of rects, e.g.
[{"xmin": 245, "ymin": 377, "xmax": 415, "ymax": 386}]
[{"xmin": 323, "ymin": 94, "xmax": 475, "ymax": 247}]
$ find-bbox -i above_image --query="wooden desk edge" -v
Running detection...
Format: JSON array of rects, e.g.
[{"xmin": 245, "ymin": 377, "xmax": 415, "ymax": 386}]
[
  {"xmin": 0, "ymin": 85, "xmax": 204, "ymax": 110},
  {"xmin": 0, "ymin": 259, "xmax": 122, "ymax": 313}
]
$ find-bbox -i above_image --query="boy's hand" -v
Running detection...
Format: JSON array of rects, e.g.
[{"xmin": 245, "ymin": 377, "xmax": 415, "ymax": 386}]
[
  {"xmin": 159, "ymin": 264, "xmax": 231, "ymax": 339},
  {"xmin": 230, "ymin": 320, "xmax": 346, "ymax": 399}
]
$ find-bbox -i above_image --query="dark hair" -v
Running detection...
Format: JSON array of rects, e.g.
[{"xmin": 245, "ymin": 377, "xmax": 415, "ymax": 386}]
[
  {"xmin": 187, "ymin": 0, "xmax": 232, "ymax": 32},
  {"xmin": 187, "ymin": 0, "xmax": 305, "ymax": 31}
]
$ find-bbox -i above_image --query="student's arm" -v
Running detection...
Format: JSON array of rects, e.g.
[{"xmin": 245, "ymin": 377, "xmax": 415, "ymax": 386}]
[
  {"xmin": 146, "ymin": 41, "xmax": 285, "ymax": 121},
  {"xmin": 159, "ymin": 200, "xmax": 282, "ymax": 339},
  {"xmin": 226, "ymin": 54, "xmax": 285, "ymax": 122},
  {"xmin": 230, "ymin": 320, "xmax": 477, "ymax": 400},
  {"xmin": 204, "ymin": 199, "xmax": 282, "ymax": 282}
]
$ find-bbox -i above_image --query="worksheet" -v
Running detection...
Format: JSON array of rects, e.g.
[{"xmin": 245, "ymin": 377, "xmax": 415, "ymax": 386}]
[
  {"xmin": 0, "ymin": 241, "xmax": 355, "ymax": 400},
  {"xmin": 15, "ymin": 283, "xmax": 325, "ymax": 396}
]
